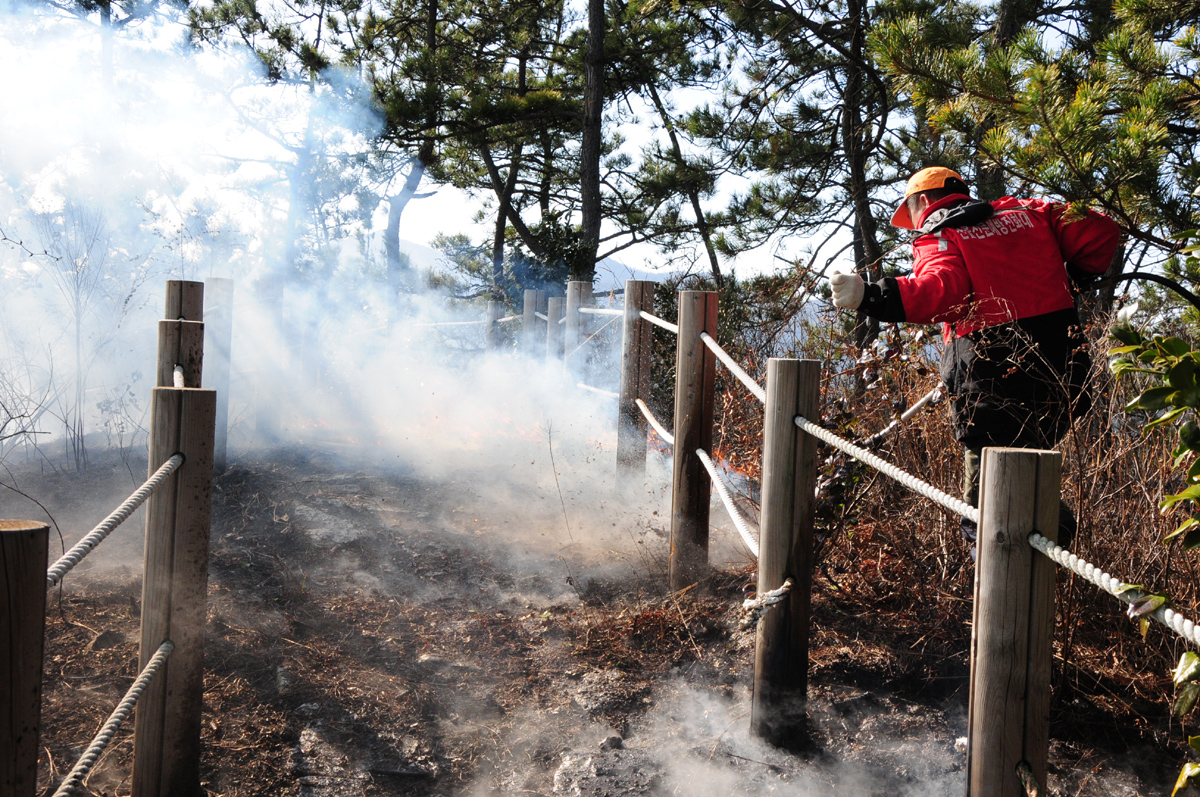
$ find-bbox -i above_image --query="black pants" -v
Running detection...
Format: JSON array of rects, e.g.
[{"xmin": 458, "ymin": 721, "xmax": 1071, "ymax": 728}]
[{"xmin": 959, "ymin": 443, "xmax": 1075, "ymax": 549}]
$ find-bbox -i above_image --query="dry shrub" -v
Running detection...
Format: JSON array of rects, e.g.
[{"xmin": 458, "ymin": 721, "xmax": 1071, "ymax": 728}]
[{"xmin": 684, "ymin": 279, "xmax": 1198, "ymax": 752}]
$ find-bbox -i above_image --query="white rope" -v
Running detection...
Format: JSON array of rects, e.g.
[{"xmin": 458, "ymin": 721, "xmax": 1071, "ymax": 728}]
[
  {"xmin": 498, "ymin": 315, "xmax": 521, "ymax": 323},
  {"xmin": 172, "ymin": 365, "xmax": 185, "ymax": 388},
  {"xmin": 740, "ymin": 578, "xmax": 793, "ymax": 629},
  {"xmin": 696, "ymin": 449, "xmax": 759, "ymax": 558},
  {"xmin": 579, "ymin": 307, "xmax": 623, "ymax": 317},
  {"xmin": 535, "ymin": 312, "xmax": 548, "ymax": 321},
  {"xmin": 577, "ymin": 382, "xmax": 619, "ymax": 399},
  {"xmin": 559, "ymin": 315, "xmax": 567, "ymax": 324},
  {"xmin": 639, "ymin": 310, "xmax": 679, "ymax": 335},
  {"xmin": 635, "ymin": 399, "xmax": 674, "ymax": 445},
  {"xmin": 863, "ymin": 387, "xmax": 943, "ymax": 447},
  {"xmin": 52, "ymin": 640, "xmax": 174, "ymax": 797},
  {"xmin": 794, "ymin": 414, "xmax": 979, "ymax": 523},
  {"xmin": 1028, "ymin": 532, "xmax": 1200, "ymax": 647},
  {"xmin": 1017, "ymin": 760, "xmax": 1042, "ymax": 797},
  {"xmin": 567, "ymin": 314, "xmax": 622, "ymax": 358},
  {"xmin": 47, "ymin": 454, "xmax": 185, "ymax": 589},
  {"xmin": 900, "ymin": 386, "xmax": 942, "ymax": 422},
  {"xmin": 699, "ymin": 332, "xmax": 765, "ymax": 404}
]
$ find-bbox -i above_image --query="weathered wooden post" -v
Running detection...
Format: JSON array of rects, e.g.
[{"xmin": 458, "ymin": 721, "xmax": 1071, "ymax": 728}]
[
  {"xmin": 546, "ymin": 297, "xmax": 565, "ymax": 363},
  {"xmin": 204, "ymin": 278, "xmax": 233, "ymax": 473},
  {"xmin": 616, "ymin": 280, "xmax": 654, "ymax": 490},
  {"xmin": 564, "ymin": 280, "xmax": 589, "ymax": 373},
  {"xmin": 752, "ymin": 358, "xmax": 819, "ymax": 744},
  {"xmin": 523, "ymin": 289, "xmax": 547, "ymax": 355},
  {"xmin": 1, "ymin": 520, "xmax": 49, "ymax": 797},
  {"xmin": 133, "ymin": 286, "xmax": 218, "ymax": 797},
  {"xmin": 159, "ymin": 281, "xmax": 204, "ymax": 388},
  {"xmin": 669, "ymin": 290, "xmax": 718, "ymax": 590},
  {"xmin": 255, "ymin": 274, "xmax": 283, "ymax": 441},
  {"xmin": 486, "ymin": 300, "xmax": 501, "ymax": 350},
  {"xmin": 165, "ymin": 279, "xmax": 204, "ymax": 322},
  {"xmin": 967, "ymin": 447, "xmax": 1061, "ymax": 797}
]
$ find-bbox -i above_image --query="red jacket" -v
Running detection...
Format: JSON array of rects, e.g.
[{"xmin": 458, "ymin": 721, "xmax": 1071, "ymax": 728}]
[
  {"xmin": 857, "ymin": 194, "xmax": 1121, "ymax": 447},
  {"xmin": 894, "ymin": 195, "xmax": 1119, "ymax": 340}
]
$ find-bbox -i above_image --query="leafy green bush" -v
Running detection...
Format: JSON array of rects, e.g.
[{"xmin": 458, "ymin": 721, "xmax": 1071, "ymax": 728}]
[{"xmin": 1110, "ymin": 321, "xmax": 1200, "ymax": 794}]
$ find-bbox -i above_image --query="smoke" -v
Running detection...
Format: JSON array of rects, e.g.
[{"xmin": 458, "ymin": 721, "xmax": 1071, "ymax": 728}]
[
  {"xmin": 0, "ymin": 11, "xmax": 976, "ymax": 796},
  {"xmin": 466, "ymin": 677, "xmax": 967, "ymax": 796},
  {"xmin": 0, "ymin": 5, "xmax": 644, "ymax": 489},
  {"xmin": 631, "ymin": 681, "xmax": 965, "ymax": 796},
  {"xmin": 0, "ymin": 7, "xmax": 385, "ymax": 466}
]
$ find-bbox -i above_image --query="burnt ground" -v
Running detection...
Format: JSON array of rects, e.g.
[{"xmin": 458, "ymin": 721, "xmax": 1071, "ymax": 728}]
[{"xmin": 10, "ymin": 445, "xmax": 1187, "ymax": 796}]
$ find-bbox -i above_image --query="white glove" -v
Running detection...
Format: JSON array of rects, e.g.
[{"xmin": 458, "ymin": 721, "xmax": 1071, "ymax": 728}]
[{"xmin": 829, "ymin": 271, "xmax": 865, "ymax": 310}]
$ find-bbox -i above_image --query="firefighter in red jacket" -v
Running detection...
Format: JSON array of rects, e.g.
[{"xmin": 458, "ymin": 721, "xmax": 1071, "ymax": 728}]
[{"xmin": 830, "ymin": 167, "xmax": 1121, "ymax": 547}]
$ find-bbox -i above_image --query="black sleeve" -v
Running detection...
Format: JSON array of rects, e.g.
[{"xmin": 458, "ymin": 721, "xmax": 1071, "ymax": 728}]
[{"xmin": 859, "ymin": 277, "xmax": 907, "ymax": 322}]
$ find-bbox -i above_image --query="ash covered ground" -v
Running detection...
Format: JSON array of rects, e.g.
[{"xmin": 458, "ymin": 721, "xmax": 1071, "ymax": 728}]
[{"xmin": 16, "ymin": 441, "xmax": 1178, "ymax": 796}]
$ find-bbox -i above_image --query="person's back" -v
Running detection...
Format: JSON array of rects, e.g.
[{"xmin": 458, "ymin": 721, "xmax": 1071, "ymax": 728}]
[
  {"xmin": 829, "ymin": 167, "xmax": 1121, "ymax": 548},
  {"xmin": 901, "ymin": 194, "xmax": 1116, "ymax": 338}
]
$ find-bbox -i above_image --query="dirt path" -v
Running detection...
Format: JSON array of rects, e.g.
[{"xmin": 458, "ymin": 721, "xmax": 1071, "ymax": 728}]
[{"xmin": 16, "ymin": 446, "xmax": 1175, "ymax": 795}]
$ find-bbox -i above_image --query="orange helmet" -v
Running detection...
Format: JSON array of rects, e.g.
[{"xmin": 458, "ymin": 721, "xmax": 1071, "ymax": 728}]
[{"xmin": 891, "ymin": 167, "xmax": 970, "ymax": 229}]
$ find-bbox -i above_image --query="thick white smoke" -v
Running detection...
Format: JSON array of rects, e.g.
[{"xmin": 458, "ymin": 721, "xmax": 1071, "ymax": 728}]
[{"xmin": 0, "ymin": 10, "xmax": 980, "ymax": 796}]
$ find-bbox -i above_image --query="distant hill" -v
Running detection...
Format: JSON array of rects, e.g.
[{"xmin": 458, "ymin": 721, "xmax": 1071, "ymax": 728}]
[
  {"xmin": 592, "ymin": 259, "xmax": 670, "ymax": 293},
  {"xmin": 396, "ymin": 239, "xmax": 445, "ymax": 274}
]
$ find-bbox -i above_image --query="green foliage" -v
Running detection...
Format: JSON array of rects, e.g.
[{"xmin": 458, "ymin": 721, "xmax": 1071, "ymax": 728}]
[
  {"xmin": 1112, "ymin": 313, "xmax": 1200, "ymax": 788},
  {"xmin": 873, "ymin": 0, "xmax": 1200, "ymax": 250},
  {"xmin": 1176, "ymin": 761, "xmax": 1200, "ymax": 797},
  {"xmin": 1175, "ymin": 649, "xmax": 1200, "ymax": 723},
  {"xmin": 1110, "ymin": 325, "xmax": 1200, "ymax": 545}
]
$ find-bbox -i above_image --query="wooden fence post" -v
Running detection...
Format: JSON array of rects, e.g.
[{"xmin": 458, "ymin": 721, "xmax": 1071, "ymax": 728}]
[
  {"xmin": 564, "ymin": 280, "xmax": 589, "ymax": 373},
  {"xmin": 158, "ymin": 281, "xmax": 204, "ymax": 388},
  {"xmin": 486, "ymin": 300, "xmax": 501, "ymax": 350},
  {"xmin": 523, "ymin": 289, "xmax": 547, "ymax": 355},
  {"xmin": 131, "ymin": 387, "xmax": 216, "ymax": 797},
  {"xmin": 967, "ymin": 447, "xmax": 1061, "ymax": 797},
  {"xmin": 164, "ymin": 280, "xmax": 203, "ymax": 322},
  {"xmin": 1, "ymin": 520, "xmax": 49, "ymax": 797},
  {"xmin": 617, "ymin": 280, "xmax": 654, "ymax": 490},
  {"xmin": 133, "ymin": 286, "xmax": 217, "ymax": 797},
  {"xmin": 546, "ymin": 297, "xmax": 565, "ymax": 363},
  {"xmin": 752, "ymin": 358, "xmax": 819, "ymax": 745},
  {"xmin": 669, "ymin": 290, "xmax": 718, "ymax": 590},
  {"xmin": 255, "ymin": 275, "xmax": 283, "ymax": 441},
  {"xmin": 204, "ymin": 278, "xmax": 233, "ymax": 474}
]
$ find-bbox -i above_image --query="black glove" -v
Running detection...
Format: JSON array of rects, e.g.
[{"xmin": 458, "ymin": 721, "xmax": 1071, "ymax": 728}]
[{"xmin": 1066, "ymin": 262, "xmax": 1101, "ymax": 292}]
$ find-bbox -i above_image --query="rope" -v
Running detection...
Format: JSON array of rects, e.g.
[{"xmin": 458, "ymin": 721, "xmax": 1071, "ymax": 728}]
[
  {"xmin": 1028, "ymin": 532, "xmax": 1200, "ymax": 647},
  {"xmin": 498, "ymin": 315, "xmax": 521, "ymax": 323},
  {"xmin": 794, "ymin": 414, "xmax": 979, "ymax": 524},
  {"xmin": 559, "ymin": 316, "xmax": 567, "ymax": 324},
  {"xmin": 579, "ymin": 307, "xmax": 623, "ymax": 317},
  {"xmin": 577, "ymin": 382, "xmax": 619, "ymax": 399},
  {"xmin": 740, "ymin": 578, "xmax": 793, "ymax": 629},
  {"xmin": 46, "ymin": 454, "xmax": 185, "ymax": 589},
  {"xmin": 639, "ymin": 310, "xmax": 679, "ymax": 335},
  {"xmin": 699, "ymin": 332, "xmax": 765, "ymax": 404},
  {"xmin": 635, "ymin": 399, "xmax": 674, "ymax": 445},
  {"xmin": 52, "ymin": 640, "xmax": 174, "ymax": 797},
  {"xmin": 172, "ymin": 365, "xmax": 184, "ymax": 388},
  {"xmin": 862, "ymin": 387, "xmax": 942, "ymax": 447},
  {"xmin": 535, "ymin": 312, "xmax": 548, "ymax": 321},
  {"xmin": 1017, "ymin": 760, "xmax": 1042, "ymax": 797},
  {"xmin": 567, "ymin": 315, "xmax": 622, "ymax": 358},
  {"xmin": 696, "ymin": 449, "xmax": 759, "ymax": 558}
]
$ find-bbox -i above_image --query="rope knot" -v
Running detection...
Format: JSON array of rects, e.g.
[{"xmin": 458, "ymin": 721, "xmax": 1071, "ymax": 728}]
[{"xmin": 739, "ymin": 578, "xmax": 793, "ymax": 630}]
